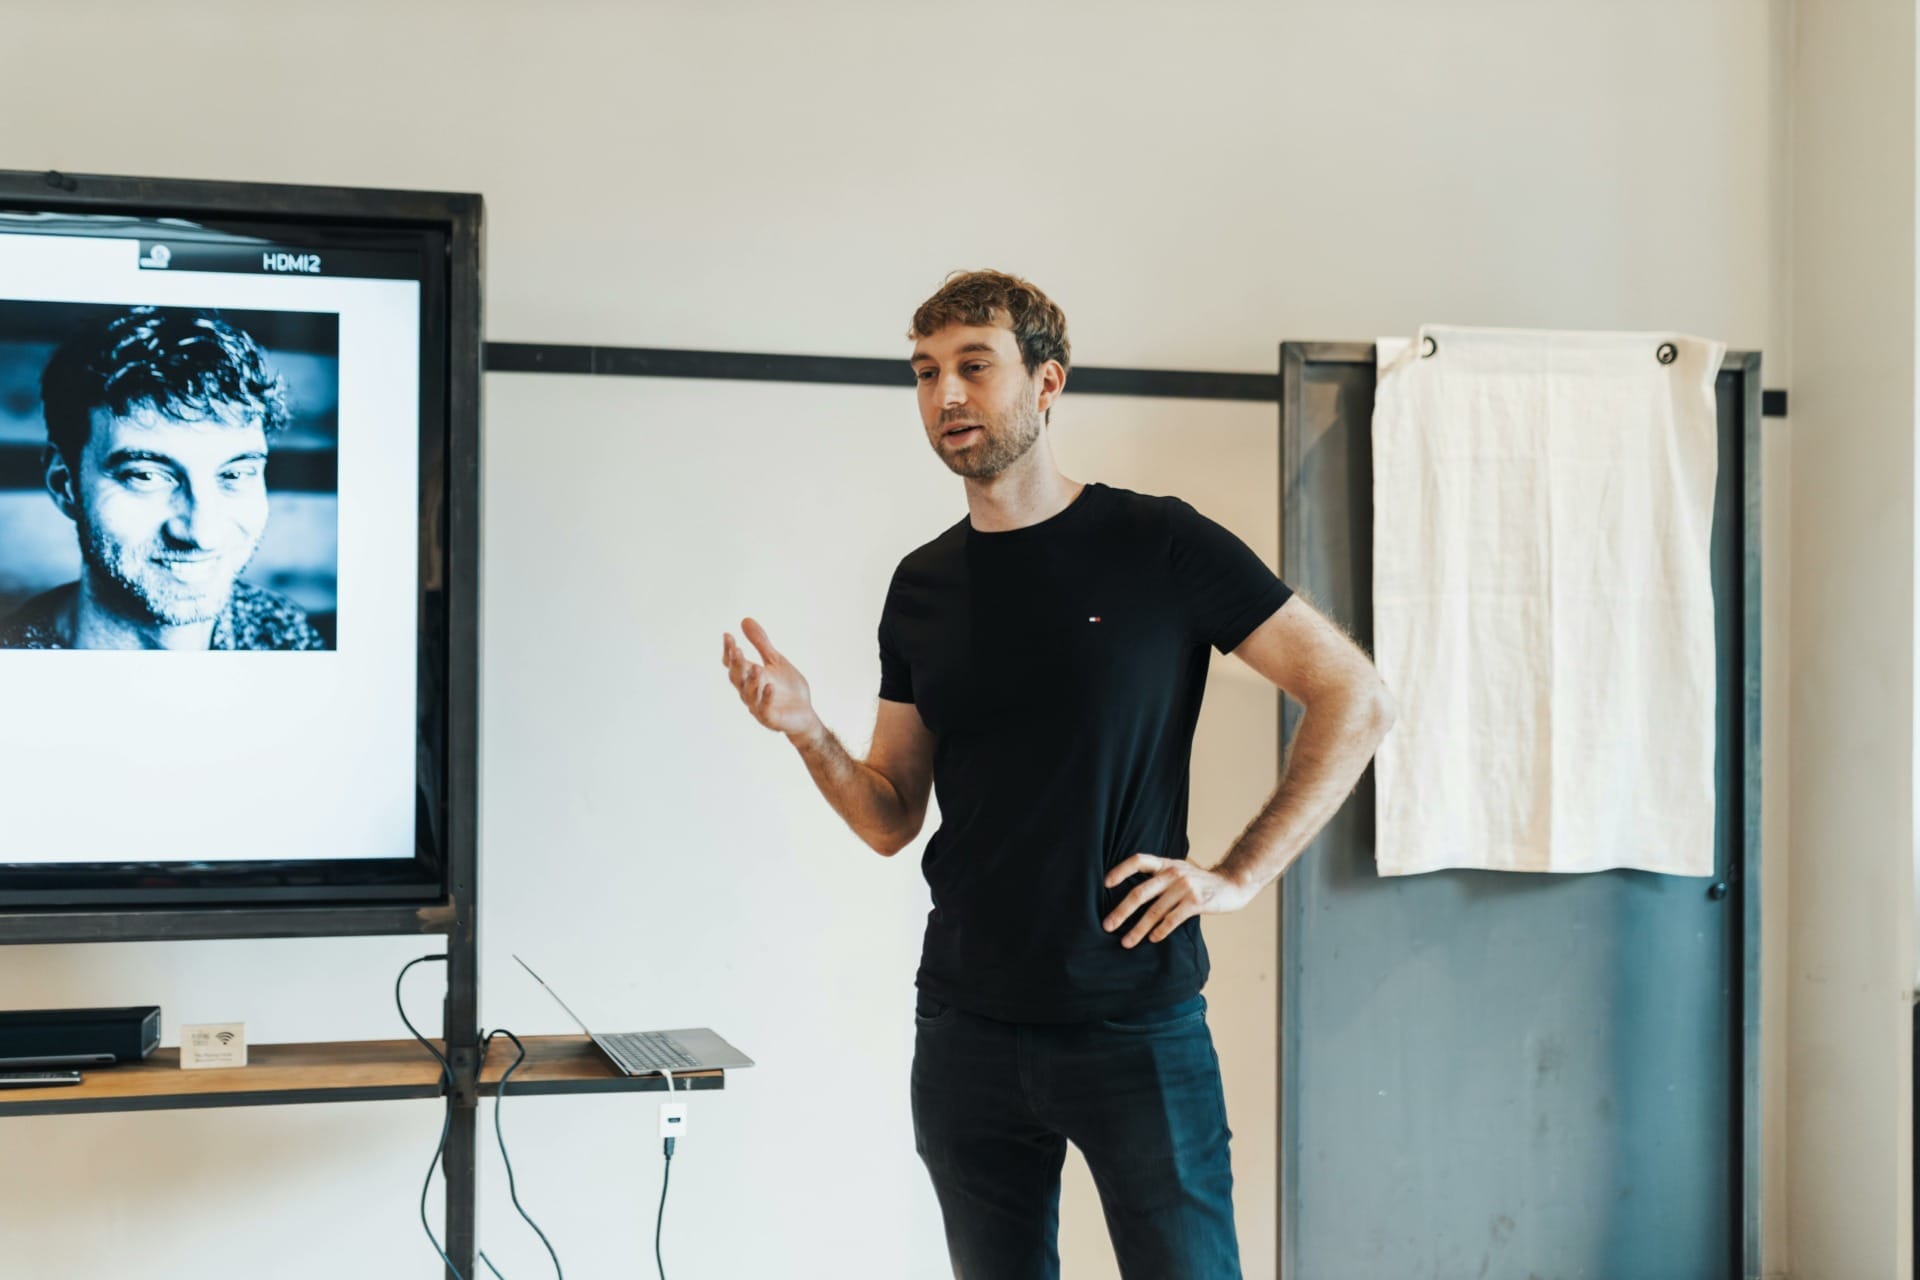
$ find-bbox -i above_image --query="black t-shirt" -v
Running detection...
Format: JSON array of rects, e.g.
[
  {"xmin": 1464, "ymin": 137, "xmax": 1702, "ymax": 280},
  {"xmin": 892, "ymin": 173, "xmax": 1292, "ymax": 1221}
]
[{"xmin": 877, "ymin": 482, "xmax": 1293, "ymax": 1022}]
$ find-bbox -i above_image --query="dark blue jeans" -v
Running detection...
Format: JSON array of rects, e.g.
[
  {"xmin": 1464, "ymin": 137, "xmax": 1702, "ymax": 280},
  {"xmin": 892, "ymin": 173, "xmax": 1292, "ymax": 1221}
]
[{"xmin": 910, "ymin": 992, "xmax": 1241, "ymax": 1279}]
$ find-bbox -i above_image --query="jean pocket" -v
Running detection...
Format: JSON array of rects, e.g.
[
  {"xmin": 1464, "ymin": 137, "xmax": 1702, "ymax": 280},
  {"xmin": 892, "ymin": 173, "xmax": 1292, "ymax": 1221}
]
[
  {"xmin": 914, "ymin": 993, "xmax": 956, "ymax": 1027},
  {"xmin": 1097, "ymin": 994, "xmax": 1207, "ymax": 1033}
]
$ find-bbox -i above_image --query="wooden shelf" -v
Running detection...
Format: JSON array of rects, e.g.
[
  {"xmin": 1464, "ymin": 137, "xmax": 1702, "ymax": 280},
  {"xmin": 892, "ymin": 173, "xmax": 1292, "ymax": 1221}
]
[
  {"xmin": 0, "ymin": 1035, "xmax": 724, "ymax": 1118},
  {"xmin": 478, "ymin": 1036, "xmax": 725, "ymax": 1098}
]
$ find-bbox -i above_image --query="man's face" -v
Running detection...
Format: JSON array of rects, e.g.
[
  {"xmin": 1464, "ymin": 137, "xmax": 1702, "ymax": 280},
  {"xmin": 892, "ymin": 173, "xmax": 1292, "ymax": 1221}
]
[
  {"xmin": 59, "ymin": 403, "xmax": 271, "ymax": 627},
  {"xmin": 910, "ymin": 322, "xmax": 1047, "ymax": 480}
]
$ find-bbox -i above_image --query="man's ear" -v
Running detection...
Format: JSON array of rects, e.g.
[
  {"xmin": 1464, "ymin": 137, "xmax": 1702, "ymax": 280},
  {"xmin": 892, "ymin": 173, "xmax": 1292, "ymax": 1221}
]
[
  {"xmin": 1037, "ymin": 359, "xmax": 1067, "ymax": 426},
  {"xmin": 42, "ymin": 446, "xmax": 78, "ymax": 522}
]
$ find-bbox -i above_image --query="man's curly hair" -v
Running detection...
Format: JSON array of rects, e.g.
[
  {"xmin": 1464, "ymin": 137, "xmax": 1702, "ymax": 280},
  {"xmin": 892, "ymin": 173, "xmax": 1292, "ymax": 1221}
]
[
  {"xmin": 40, "ymin": 306, "xmax": 290, "ymax": 467},
  {"xmin": 908, "ymin": 269, "xmax": 1071, "ymax": 377}
]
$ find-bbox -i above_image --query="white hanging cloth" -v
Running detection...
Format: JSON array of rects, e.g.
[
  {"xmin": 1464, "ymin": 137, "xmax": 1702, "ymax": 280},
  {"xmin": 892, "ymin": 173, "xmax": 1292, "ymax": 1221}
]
[{"xmin": 1370, "ymin": 325, "xmax": 1724, "ymax": 876}]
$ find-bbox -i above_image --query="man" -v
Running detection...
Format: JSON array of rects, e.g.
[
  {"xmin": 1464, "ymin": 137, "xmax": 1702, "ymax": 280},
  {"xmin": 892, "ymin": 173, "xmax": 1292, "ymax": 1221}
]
[
  {"xmin": 0, "ymin": 305, "xmax": 324, "ymax": 650},
  {"xmin": 722, "ymin": 270, "xmax": 1394, "ymax": 1277}
]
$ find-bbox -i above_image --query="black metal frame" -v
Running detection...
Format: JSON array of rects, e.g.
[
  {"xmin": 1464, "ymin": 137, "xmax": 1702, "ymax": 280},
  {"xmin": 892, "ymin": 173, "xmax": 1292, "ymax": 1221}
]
[
  {"xmin": 0, "ymin": 169, "xmax": 483, "ymax": 1280},
  {"xmin": 0, "ymin": 166, "xmax": 476, "ymax": 918},
  {"xmin": 1276, "ymin": 341, "xmax": 1765, "ymax": 1279}
]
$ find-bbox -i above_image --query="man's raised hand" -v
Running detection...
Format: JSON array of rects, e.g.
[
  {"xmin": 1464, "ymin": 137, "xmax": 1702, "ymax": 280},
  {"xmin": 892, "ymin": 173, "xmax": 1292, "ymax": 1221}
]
[{"xmin": 722, "ymin": 617, "xmax": 819, "ymax": 738}]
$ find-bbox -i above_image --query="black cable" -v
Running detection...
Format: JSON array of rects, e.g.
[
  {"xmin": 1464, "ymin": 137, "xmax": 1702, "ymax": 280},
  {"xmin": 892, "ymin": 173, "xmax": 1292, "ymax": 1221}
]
[
  {"xmin": 483, "ymin": 1028, "xmax": 564, "ymax": 1279},
  {"xmin": 397, "ymin": 959, "xmax": 568, "ymax": 1280},
  {"xmin": 656, "ymin": 1140, "xmax": 674, "ymax": 1280},
  {"xmin": 396, "ymin": 954, "xmax": 465, "ymax": 1280}
]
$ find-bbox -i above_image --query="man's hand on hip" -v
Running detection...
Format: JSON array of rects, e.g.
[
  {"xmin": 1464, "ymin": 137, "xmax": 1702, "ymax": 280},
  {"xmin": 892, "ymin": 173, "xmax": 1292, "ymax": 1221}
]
[
  {"xmin": 722, "ymin": 618, "xmax": 819, "ymax": 739},
  {"xmin": 1102, "ymin": 854, "xmax": 1258, "ymax": 948}
]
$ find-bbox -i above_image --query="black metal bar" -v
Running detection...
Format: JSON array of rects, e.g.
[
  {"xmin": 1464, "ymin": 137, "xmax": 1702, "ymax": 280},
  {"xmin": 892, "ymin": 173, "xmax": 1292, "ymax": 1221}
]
[
  {"xmin": 484, "ymin": 342, "xmax": 593, "ymax": 375},
  {"xmin": 442, "ymin": 191, "xmax": 486, "ymax": 1280},
  {"xmin": 1072, "ymin": 366, "xmax": 1279, "ymax": 401},
  {"xmin": 1733, "ymin": 350, "xmax": 1766, "ymax": 1279},
  {"xmin": 0, "ymin": 900, "xmax": 455, "ymax": 945},
  {"xmin": 2, "ymin": 168, "xmax": 479, "ymax": 225},
  {"xmin": 592, "ymin": 346, "xmax": 903, "ymax": 386},
  {"xmin": 484, "ymin": 341, "xmax": 1283, "ymax": 402},
  {"xmin": 356, "ymin": 331, "xmax": 1797, "ymax": 409}
]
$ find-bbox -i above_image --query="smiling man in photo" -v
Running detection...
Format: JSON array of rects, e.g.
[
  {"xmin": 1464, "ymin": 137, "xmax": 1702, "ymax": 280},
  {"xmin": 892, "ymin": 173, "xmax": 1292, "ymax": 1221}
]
[{"xmin": 0, "ymin": 305, "xmax": 324, "ymax": 651}]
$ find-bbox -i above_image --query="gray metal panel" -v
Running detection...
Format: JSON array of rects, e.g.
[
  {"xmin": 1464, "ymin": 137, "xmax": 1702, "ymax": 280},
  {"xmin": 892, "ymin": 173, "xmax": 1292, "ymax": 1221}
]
[{"xmin": 1278, "ymin": 343, "xmax": 1759, "ymax": 1280}]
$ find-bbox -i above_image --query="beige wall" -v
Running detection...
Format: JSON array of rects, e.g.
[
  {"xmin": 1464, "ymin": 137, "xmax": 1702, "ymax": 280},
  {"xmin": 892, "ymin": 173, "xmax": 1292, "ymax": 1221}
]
[
  {"xmin": 0, "ymin": 2, "xmax": 1799, "ymax": 1277},
  {"xmin": 1785, "ymin": 3, "xmax": 1917, "ymax": 1277}
]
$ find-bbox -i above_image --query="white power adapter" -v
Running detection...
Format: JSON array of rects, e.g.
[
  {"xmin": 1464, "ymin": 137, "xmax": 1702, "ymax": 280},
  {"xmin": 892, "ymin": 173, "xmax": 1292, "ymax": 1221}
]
[{"xmin": 657, "ymin": 1068, "xmax": 688, "ymax": 1151}]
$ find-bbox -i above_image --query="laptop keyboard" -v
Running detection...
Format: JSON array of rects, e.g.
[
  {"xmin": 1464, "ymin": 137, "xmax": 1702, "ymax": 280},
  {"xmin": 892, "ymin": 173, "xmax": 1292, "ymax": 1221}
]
[{"xmin": 602, "ymin": 1031, "xmax": 699, "ymax": 1074}]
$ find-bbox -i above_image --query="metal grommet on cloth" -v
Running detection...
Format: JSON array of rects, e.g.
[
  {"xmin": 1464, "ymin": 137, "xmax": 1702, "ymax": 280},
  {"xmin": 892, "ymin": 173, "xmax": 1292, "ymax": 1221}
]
[
  {"xmin": 1420, "ymin": 335, "xmax": 1438, "ymax": 359},
  {"xmin": 1656, "ymin": 341, "xmax": 1678, "ymax": 365}
]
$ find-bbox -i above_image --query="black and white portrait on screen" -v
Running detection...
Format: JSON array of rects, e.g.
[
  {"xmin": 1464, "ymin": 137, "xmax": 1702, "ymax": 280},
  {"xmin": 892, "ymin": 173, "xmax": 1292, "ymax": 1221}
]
[{"xmin": 0, "ymin": 302, "xmax": 339, "ymax": 650}]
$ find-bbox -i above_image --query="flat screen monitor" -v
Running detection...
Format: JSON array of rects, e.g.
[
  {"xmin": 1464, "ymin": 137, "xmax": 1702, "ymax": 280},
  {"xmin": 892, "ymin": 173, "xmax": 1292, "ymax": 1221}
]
[{"xmin": 0, "ymin": 172, "xmax": 478, "ymax": 907}]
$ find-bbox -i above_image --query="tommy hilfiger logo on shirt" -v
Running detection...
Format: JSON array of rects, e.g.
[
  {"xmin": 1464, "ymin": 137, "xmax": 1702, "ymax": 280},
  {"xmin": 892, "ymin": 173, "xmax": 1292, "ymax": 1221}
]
[{"xmin": 1088, "ymin": 616, "xmax": 1102, "ymax": 623}]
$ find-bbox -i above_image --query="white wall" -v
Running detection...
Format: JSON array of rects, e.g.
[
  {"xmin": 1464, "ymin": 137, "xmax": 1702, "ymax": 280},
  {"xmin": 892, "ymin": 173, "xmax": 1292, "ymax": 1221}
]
[
  {"xmin": 476, "ymin": 373, "xmax": 1282, "ymax": 1278},
  {"xmin": 0, "ymin": 2, "xmax": 1794, "ymax": 1277},
  {"xmin": 1785, "ymin": 4, "xmax": 1918, "ymax": 1277}
]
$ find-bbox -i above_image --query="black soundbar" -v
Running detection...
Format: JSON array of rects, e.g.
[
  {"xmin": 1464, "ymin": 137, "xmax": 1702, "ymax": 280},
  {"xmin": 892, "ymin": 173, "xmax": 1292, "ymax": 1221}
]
[{"xmin": 0, "ymin": 1006, "xmax": 161, "ymax": 1068}]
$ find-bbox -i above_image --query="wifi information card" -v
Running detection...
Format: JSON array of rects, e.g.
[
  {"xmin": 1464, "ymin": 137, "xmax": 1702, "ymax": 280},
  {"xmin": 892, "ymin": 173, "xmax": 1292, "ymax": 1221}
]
[{"xmin": 180, "ymin": 1023, "xmax": 247, "ymax": 1069}]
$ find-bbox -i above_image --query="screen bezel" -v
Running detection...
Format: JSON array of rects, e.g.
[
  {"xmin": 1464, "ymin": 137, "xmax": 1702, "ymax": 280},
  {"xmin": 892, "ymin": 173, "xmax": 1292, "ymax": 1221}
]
[{"xmin": 0, "ymin": 170, "xmax": 480, "ymax": 910}]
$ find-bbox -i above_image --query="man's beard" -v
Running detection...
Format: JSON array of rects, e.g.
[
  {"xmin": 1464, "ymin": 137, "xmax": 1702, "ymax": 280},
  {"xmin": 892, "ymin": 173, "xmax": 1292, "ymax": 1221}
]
[
  {"xmin": 935, "ymin": 402, "xmax": 1044, "ymax": 479},
  {"xmin": 78, "ymin": 515, "xmax": 258, "ymax": 628}
]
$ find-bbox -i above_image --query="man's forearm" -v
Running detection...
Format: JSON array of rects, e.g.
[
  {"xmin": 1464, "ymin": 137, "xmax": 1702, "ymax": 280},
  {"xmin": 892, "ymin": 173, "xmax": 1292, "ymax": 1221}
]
[
  {"xmin": 1215, "ymin": 689, "xmax": 1394, "ymax": 892},
  {"xmin": 788, "ymin": 719, "xmax": 917, "ymax": 854}
]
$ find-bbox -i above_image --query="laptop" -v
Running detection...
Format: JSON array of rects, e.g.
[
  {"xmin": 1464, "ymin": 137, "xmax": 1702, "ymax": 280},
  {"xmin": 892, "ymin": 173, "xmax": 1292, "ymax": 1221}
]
[{"xmin": 514, "ymin": 955, "xmax": 754, "ymax": 1076}]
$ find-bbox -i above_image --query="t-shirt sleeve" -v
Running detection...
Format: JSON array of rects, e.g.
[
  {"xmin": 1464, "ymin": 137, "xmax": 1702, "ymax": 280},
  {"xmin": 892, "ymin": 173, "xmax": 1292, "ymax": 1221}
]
[
  {"xmin": 877, "ymin": 572, "xmax": 914, "ymax": 703},
  {"xmin": 1166, "ymin": 498, "xmax": 1294, "ymax": 654}
]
